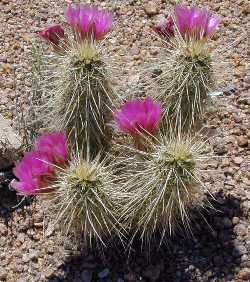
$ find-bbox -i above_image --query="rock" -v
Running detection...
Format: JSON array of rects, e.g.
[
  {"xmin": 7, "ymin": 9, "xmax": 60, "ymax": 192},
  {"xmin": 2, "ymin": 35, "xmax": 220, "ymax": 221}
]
[
  {"xmin": 0, "ymin": 114, "xmax": 21, "ymax": 170},
  {"xmin": 224, "ymin": 167, "xmax": 235, "ymax": 176},
  {"xmin": 246, "ymin": 240, "xmax": 250, "ymax": 251},
  {"xmin": 98, "ymin": 268, "xmax": 110, "ymax": 279},
  {"xmin": 233, "ymin": 156, "xmax": 244, "ymax": 165},
  {"xmin": 238, "ymin": 268, "xmax": 250, "ymax": 280},
  {"xmin": 221, "ymin": 158, "xmax": 230, "ymax": 167},
  {"xmin": 2, "ymin": 0, "xmax": 9, "ymax": 4},
  {"xmin": 0, "ymin": 266, "xmax": 7, "ymax": 280},
  {"xmin": 242, "ymin": 4, "xmax": 250, "ymax": 15},
  {"xmin": 81, "ymin": 270, "xmax": 93, "ymax": 282},
  {"xmin": 237, "ymin": 136, "xmax": 248, "ymax": 147},
  {"xmin": 234, "ymin": 223, "xmax": 247, "ymax": 236},
  {"xmin": 242, "ymin": 201, "xmax": 250, "ymax": 210},
  {"xmin": 234, "ymin": 114, "xmax": 243, "ymax": 123},
  {"xmin": 0, "ymin": 223, "xmax": 7, "ymax": 236},
  {"xmin": 238, "ymin": 96, "xmax": 250, "ymax": 105},
  {"xmin": 143, "ymin": 265, "xmax": 161, "ymax": 281},
  {"xmin": 16, "ymin": 279, "xmax": 27, "ymax": 282},
  {"xmin": 144, "ymin": 2, "xmax": 158, "ymax": 16},
  {"xmin": 44, "ymin": 267, "xmax": 55, "ymax": 278},
  {"xmin": 22, "ymin": 253, "xmax": 30, "ymax": 263},
  {"xmin": 214, "ymin": 144, "xmax": 227, "ymax": 155},
  {"xmin": 28, "ymin": 249, "xmax": 40, "ymax": 262},
  {"xmin": 235, "ymin": 244, "xmax": 247, "ymax": 255},
  {"xmin": 131, "ymin": 47, "xmax": 140, "ymax": 56},
  {"xmin": 207, "ymin": 160, "xmax": 219, "ymax": 169}
]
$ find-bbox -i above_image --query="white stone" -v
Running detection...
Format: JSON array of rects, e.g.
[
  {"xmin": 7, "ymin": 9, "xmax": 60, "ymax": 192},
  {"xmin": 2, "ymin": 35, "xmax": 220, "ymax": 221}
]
[{"xmin": 0, "ymin": 114, "xmax": 21, "ymax": 170}]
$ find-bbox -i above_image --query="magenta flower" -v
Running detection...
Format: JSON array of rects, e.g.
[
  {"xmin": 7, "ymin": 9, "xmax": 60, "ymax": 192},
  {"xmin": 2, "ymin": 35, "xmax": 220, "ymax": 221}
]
[
  {"xmin": 65, "ymin": 4, "xmax": 113, "ymax": 40},
  {"xmin": 35, "ymin": 132, "xmax": 68, "ymax": 167},
  {"xmin": 12, "ymin": 151, "xmax": 54, "ymax": 195},
  {"xmin": 11, "ymin": 178, "xmax": 41, "ymax": 196},
  {"xmin": 65, "ymin": 5, "xmax": 81, "ymax": 27},
  {"xmin": 114, "ymin": 98, "xmax": 162, "ymax": 136},
  {"xmin": 175, "ymin": 5, "xmax": 220, "ymax": 40},
  {"xmin": 11, "ymin": 132, "xmax": 69, "ymax": 196},
  {"xmin": 154, "ymin": 16, "xmax": 175, "ymax": 40},
  {"xmin": 93, "ymin": 9, "xmax": 113, "ymax": 40},
  {"xmin": 78, "ymin": 6, "xmax": 96, "ymax": 34},
  {"xmin": 39, "ymin": 25, "xmax": 65, "ymax": 46}
]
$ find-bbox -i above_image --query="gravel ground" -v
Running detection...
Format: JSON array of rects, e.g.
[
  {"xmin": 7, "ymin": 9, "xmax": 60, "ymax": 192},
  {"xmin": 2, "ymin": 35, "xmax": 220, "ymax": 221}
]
[{"xmin": 1, "ymin": 0, "xmax": 249, "ymax": 281}]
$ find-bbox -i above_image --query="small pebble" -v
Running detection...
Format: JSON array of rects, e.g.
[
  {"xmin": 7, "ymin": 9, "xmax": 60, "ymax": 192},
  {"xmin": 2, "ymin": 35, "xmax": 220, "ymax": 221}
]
[{"xmin": 98, "ymin": 268, "xmax": 110, "ymax": 279}]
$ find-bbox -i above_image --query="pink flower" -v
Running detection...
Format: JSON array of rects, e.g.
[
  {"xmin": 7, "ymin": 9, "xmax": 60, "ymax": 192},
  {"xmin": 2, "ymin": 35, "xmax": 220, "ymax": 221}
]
[
  {"xmin": 39, "ymin": 25, "xmax": 65, "ymax": 45},
  {"xmin": 11, "ymin": 132, "xmax": 69, "ymax": 196},
  {"xmin": 11, "ymin": 178, "xmax": 41, "ymax": 195},
  {"xmin": 154, "ymin": 16, "xmax": 175, "ymax": 40},
  {"xmin": 78, "ymin": 5, "xmax": 96, "ymax": 34},
  {"xmin": 35, "ymin": 132, "xmax": 68, "ymax": 167},
  {"xmin": 175, "ymin": 5, "xmax": 219, "ymax": 40},
  {"xmin": 114, "ymin": 98, "xmax": 162, "ymax": 136},
  {"xmin": 12, "ymin": 151, "xmax": 54, "ymax": 195},
  {"xmin": 65, "ymin": 4, "xmax": 81, "ymax": 27},
  {"xmin": 94, "ymin": 9, "xmax": 113, "ymax": 40},
  {"xmin": 65, "ymin": 4, "xmax": 113, "ymax": 40}
]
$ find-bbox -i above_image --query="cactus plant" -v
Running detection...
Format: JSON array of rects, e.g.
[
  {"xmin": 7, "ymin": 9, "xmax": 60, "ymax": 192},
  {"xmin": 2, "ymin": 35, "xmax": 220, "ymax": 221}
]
[
  {"xmin": 153, "ymin": 5, "xmax": 220, "ymax": 129},
  {"xmin": 11, "ymin": 132, "xmax": 123, "ymax": 248},
  {"xmin": 42, "ymin": 152, "xmax": 123, "ymax": 248},
  {"xmin": 118, "ymin": 131, "xmax": 212, "ymax": 246},
  {"xmin": 32, "ymin": 5, "xmax": 117, "ymax": 158}
]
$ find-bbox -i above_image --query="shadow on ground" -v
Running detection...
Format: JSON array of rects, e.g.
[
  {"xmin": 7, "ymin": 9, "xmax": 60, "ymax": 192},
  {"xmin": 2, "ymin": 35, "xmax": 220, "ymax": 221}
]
[
  {"xmin": 46, "ymin": 191, "xmax": 243, "ymax": 282},
  {"xmin": 0, "ymin": 166, "xmax": 33, "ymax": 225}
]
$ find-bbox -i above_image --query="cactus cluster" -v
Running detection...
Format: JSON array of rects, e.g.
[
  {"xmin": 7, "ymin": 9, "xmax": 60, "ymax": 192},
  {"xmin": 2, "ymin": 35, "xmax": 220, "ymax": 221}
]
[{"xmin": 13, "ymin": 3, "xmax": 222, "ymax": 251}]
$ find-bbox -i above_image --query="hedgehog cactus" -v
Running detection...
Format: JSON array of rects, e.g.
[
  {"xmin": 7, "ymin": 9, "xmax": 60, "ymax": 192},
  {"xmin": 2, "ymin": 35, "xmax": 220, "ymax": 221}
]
[
  {"xmin": 11, "ymin": 133, "xmax": 123, "ymax": 248},
  {"xmin": 118, "ymin": 132, "xmax": 211, "ymax": 245},
  {"xmin": 44, "ymin": 153, "xmax": 123, "ymax": 247},
  {"xmin": 36, "ymin": 5, "xmax": 116, "ymax": 157},
  {"xmin": 13, "ymin": 3, "xmax": 221, "ymax": 251},
  {"xmin": 154, "ymin": 5, "xmax": 220, "ymax": 128}
]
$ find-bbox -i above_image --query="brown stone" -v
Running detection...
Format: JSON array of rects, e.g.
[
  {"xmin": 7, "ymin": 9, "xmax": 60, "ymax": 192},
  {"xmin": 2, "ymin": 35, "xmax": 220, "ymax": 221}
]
[
  {"xmin": 237, "ymin": 135, "xmax": 249, "ymax": 147},
  {"xmin": 232, "ymin": 217, "xmax": 240, "ymax": 225},
  {"xmin": 233, "ymin": 156, "xmax": 244, "ymax": 165},
  {"xmin": 242, "ymin": 4, "xmax": 250, "ymax": 15},
  {"xmin": 238, "ymin": 268, "xmax": 250, "ymax": 280},
  {"xmin": 144, "ymin": 2, "xmax": 158, "ymax": 16},
  {"xmin": 234, "ymin": 223, "xmax": 247, "ymax": 236}
]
